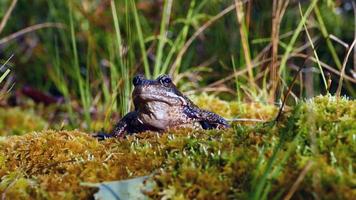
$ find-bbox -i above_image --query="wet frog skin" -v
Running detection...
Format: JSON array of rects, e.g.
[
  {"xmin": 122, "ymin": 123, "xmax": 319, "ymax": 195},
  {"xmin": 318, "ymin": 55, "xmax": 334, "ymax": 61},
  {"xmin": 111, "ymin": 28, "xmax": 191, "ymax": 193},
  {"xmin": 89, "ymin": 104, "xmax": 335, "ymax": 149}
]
[{"xmin": 100, "ymin": 74, "xmax": 229, "ymax": 138}]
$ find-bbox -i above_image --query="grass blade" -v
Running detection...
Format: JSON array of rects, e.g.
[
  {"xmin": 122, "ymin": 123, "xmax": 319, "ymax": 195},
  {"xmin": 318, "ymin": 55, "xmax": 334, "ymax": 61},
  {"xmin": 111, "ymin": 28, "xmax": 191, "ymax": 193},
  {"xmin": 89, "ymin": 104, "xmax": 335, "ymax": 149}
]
[
  {"xmin": 160, "ymin": 0, "xmax": 196, "ymax": 75},
  {"xmin": 234, "ymin": 0, "xmax": 255, "ymax": 91},
  {"xmin": 0, "ymin": 69, "xmax": 10, "ymax": 83},
  {"xmin": 279, "ymin": 0, "xmax": 318, "ymax": 75},
  {"xmin": 69, "ymin": 2, "xmax": 91, "ymax": 127},
  {"xmin": 153, "ymin": 0, "xmax": 173, "ymax": 77},
  {"xmin": 299, "ymin": 3, "xmax": 327, "ymax": 90},
  {"xmin": 130, "ymin": 0, "xmax": 150, "ymax": 78}
]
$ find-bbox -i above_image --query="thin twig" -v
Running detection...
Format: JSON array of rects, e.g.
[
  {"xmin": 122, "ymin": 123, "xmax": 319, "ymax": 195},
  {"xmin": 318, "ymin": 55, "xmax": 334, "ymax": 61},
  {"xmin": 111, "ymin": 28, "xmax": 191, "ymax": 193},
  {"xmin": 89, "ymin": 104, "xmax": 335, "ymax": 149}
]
[
  {"xmin": 275, "ymin": 39, "xmax": 320, "ymax": 122},
  {"xmin": 275, "ymin": 39, "xmax": 323, "ymax": 122},
  {"xmin": 274, "ymin": 67, "xmax": 302, "ymax": 122},
  {"xmin": 293, "ymin": 36, "xmax": 319, "ymax": 54},
  {"xmin": 279, "ymin": 74, "xmax": 299, "ymax": 101},
  {"xmin": 227, "ymin": 118, "xmax": 267, "ymax": 123},
  {"xmin": 0, "ymin": 0, "xmax": 18, "ymax": 34},
  {"xmin": 291, "ymin": 53, "xmax": 356, "ymax": 83},
  {"xmin": 283, "ymin": 161, "xmax": 313, "ymax": 200},
  {"xmin": 329, "ymin": 34, "xmax": 349, "ymax": 49},
  {"xmin": 0, "ymin": 22, "xmax": 65, "ymax": 46},
  {"xmin": 336, "ymin": 39, "xmax": 356, "ymax": 97}
]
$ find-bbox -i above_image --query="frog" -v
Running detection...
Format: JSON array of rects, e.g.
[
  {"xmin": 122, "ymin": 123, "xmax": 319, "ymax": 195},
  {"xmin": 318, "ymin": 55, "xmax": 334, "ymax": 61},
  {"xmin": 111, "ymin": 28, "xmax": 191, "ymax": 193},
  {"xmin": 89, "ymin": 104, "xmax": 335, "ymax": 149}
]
[{"xmin": 97, "ymin": 74, "xmax": 229, "ymax": 139}]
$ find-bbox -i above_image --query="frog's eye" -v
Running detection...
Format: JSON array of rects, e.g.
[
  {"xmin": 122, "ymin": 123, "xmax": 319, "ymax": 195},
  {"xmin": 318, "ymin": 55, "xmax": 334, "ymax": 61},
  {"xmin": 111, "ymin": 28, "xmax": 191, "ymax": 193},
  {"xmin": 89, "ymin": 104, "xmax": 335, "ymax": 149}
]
[{"xmin": 160, "ymin": 76, "xmax": 172, "ymax": 85}]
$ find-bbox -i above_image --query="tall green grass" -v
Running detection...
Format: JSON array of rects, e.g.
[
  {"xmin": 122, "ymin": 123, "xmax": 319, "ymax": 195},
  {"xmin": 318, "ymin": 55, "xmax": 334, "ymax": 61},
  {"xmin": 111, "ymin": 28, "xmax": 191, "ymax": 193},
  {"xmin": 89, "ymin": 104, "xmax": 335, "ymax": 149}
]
[
  {"xmin": 0, "ymin": 55, "xmax": 12, "ymax": 84},
  {"xmin": 1, "ymin": 0, "xmax": 355, "ymax": 130}
]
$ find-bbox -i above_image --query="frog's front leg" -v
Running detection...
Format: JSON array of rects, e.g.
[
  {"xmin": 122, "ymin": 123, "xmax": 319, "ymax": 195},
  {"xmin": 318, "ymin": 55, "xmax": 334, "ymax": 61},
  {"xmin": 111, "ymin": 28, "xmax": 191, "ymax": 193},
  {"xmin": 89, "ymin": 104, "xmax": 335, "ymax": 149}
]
[
  {"xmin": 94, "ymin": 111, "xmax": 140, "ymax": 140},
  {"xmin": 183, "ymin": 106, "xmax": 230, "ymax": 129},
  {"xmin": 111, "ymin": 111, "xmax": 142, "ymax": 137}
]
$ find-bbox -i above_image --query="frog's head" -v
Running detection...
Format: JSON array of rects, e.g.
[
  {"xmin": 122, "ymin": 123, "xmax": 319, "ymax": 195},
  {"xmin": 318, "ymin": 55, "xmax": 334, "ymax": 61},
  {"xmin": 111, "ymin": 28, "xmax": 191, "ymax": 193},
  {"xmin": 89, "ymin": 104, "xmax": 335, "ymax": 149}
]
[{"xmin": 132, "ymin": 74, "xmax": 188, "ymax": 110}]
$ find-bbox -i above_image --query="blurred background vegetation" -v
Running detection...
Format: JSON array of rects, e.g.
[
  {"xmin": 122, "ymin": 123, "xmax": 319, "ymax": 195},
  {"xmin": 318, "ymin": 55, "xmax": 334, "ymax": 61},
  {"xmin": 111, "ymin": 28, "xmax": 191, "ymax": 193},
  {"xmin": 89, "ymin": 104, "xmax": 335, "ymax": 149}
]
[
  {"xmin": 0, "ymin": 0, "xmax": 355, "ymax": 131},
  {"xmin": 0, "ymin": 1, "xmax": 355, "ymax": 199}
]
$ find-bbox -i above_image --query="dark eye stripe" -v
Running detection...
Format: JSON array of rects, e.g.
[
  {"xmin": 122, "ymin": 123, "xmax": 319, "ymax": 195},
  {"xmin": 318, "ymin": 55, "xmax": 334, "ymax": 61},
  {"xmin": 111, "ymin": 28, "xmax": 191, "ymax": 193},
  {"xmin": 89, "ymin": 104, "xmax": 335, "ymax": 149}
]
[
  {"xmin": 157, "ymin": 74, "xmax": 172, "ymax": 85},
  {"xmin": 133, "ymin": 74, "xmax": 145, "ymax": 86}
]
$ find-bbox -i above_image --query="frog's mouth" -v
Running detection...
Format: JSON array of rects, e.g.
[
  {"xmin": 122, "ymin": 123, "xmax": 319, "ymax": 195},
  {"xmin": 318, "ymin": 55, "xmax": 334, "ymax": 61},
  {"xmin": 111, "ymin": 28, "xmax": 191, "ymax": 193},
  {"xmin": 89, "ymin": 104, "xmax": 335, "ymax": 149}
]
[
  {"xmin": 133, "ymin": 92, "xmax": 186, "ymax": 106},
  {"xmin": 132, "ymin": 84, "xmax": 187, "ymax": 106}
]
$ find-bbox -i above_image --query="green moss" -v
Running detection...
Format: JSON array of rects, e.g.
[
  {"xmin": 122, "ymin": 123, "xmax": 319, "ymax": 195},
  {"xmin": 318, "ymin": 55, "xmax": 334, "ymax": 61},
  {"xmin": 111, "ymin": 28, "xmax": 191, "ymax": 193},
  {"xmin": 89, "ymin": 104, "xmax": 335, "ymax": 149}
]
[
  {"xmin": 0, "ymin": 130, "xmax": 169, "ymax": 199},
  {"xmin": 191, "ymin": 93, "xmax": 277, "ymax": 120},
  {"xmin": 0, "ymin": 95, "xmax": 354, "ymax": 199},
  {"xmin": 151, "ymin": 95, "xmax": 355, "ymax": 199}
]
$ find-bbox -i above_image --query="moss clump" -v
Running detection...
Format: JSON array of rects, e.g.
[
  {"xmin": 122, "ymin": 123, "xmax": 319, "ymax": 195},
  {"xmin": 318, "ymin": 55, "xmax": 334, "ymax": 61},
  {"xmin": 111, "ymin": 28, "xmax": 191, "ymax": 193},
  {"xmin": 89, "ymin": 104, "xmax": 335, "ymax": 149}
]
[
  {"xmin": 0, "ymin": 128, "xmax": 266, "ymax": 199},
  {"xmin": 296, "ymin": 95, "xmax": 356, "ymax": 153},
  {"xmin": 150, "ymin": 95, "xmax": 355, "ymax": 199},
  {"xmin": 191, "ymin": 93, "xmax": 277, "ymax": 120},
  {"xmin": 0, "ymin": 130, "xmax": 166, "ymax": 199},
  {"xmin": 0, "ymin": 95, "xmax": 354, "ymax": 199},
  {"xmin": 286, "ymin": 95, "xmax": 356, "ymax": 199},
  {"xmin": 0, "ymin": 107, "xmax": 48, "ymax": 136}
]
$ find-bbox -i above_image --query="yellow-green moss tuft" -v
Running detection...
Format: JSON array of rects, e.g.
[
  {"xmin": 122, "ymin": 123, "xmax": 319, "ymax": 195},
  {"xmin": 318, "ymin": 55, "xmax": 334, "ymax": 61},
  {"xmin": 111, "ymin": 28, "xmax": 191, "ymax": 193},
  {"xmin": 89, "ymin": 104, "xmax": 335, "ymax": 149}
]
[{"xmin": 191, "ymin": 93, "xmax": 277, "ymax": 120}]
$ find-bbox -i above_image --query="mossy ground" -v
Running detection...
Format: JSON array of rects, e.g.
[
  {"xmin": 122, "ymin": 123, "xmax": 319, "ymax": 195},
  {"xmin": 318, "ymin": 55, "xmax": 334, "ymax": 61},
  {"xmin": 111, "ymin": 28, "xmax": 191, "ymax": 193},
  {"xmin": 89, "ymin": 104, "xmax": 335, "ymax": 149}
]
[{"xmin": 0, "ymin": 95, "xmax": 354, "ymax": 199}]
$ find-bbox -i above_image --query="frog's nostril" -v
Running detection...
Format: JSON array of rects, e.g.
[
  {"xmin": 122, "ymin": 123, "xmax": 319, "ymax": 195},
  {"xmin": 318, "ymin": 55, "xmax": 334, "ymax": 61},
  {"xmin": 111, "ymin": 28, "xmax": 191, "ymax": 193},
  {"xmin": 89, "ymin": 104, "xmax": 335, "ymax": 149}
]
[{"xmin": 133, "ymin": 75, "xmax": 144, "ymax": 86}]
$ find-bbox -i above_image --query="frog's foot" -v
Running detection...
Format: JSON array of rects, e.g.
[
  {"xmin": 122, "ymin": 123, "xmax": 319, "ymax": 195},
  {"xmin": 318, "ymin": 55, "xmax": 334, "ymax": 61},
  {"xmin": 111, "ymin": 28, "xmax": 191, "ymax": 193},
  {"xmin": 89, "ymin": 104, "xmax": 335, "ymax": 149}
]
[
  {"xmin": 199, "ymin": 121, "xmax": 230, "ymax": 130},
  {"xmin": 92, "ymin": 131, "xmax": 114, "ymax": 140}
]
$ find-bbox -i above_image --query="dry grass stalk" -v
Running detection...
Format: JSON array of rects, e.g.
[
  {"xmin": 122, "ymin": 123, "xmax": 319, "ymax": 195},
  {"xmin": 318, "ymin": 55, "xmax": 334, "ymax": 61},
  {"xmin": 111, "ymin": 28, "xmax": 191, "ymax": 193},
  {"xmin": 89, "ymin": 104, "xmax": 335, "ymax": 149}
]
[
  {"xmin": 269, "ymin": 0, "xmax": 289, "ymax": 103},
  {"xmin": 336, "ymin": 39, "xmax": 356, "ymax": 97},
  {"xmin": 0, "ymin": 0, "xmax": 18, "ymax": 34},
  {"xmin": 275, "ymin": 67, "xmax": 302, "ymax": 122},
  {"xmin": 329, "ymin": 34, "xmax": 349, "ymax": 49},
  {"xmin": 0, "ymin": 22, "xmax": 65, "ymax": 45},
  {"xmin": 292, "ymin": 53, "xmax": 356, "ymax": 84},
  {"xmin": 234, "ymin": 0, "xmax": 255, "ymax": 91},
  {"xmin": 283, "ymin": 161, "xmax": 313, "ymax": 200},
  {"xmin": 245, "ymin": 0, "xmax": 253, "ymax": 29}
]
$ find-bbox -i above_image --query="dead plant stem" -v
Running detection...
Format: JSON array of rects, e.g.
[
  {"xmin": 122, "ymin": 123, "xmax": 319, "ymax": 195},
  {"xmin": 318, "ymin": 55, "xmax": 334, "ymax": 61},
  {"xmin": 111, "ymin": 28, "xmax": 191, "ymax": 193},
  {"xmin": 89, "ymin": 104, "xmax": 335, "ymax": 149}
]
[
  {"xmin": 0, "ymin": 23, "xmax": 65, "ymax": 45},
  {"xmin": 0, "ymin": 0, "xmax": 18, "ymax": 34},
  {"xmin": 234, "ymin": 0, "xmax": 255, "ymax": 91},
  {"xmin": 336, "ymin": 39, "xmax": 356, "ymax": 96}
]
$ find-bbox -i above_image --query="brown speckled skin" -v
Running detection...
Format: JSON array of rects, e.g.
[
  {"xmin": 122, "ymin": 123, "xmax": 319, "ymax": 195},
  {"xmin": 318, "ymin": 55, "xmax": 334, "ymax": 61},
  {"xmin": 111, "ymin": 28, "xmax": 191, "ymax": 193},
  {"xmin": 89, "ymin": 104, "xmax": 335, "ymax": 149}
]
[{"xmin": 100, "ymin": 74, "xmax": 229, "ymax": 139}]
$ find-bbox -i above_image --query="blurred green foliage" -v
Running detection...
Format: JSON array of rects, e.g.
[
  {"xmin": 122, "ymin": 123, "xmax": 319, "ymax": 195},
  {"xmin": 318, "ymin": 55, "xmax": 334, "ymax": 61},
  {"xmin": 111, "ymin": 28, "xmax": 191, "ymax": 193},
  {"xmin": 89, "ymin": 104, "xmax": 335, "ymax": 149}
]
[{"xmin": 0, "ymin": 107, "xmax": 47, "ymax": 136}]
